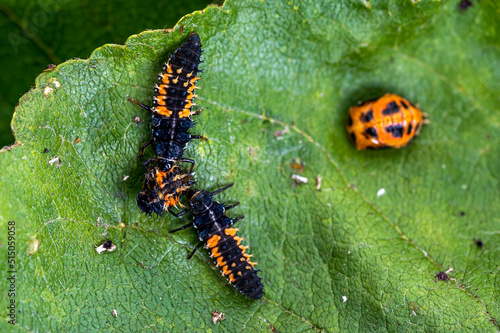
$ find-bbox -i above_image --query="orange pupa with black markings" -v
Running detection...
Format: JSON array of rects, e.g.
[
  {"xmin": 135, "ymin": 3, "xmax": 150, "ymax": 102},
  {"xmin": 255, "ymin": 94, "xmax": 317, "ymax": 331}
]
[
  {"xmin": 169, "ymin": 184, "xmax": 264, "ymax": 299},
  {"xmin": 347, "ymin": 93, "xmax": 427, "ymax": 150}
]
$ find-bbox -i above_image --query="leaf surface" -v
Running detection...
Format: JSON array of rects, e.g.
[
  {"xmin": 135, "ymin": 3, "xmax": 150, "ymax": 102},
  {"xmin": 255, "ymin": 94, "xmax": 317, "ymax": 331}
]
[{"xmin": 1, "ymin": 0, "xmax": 499, "ymax": 332}]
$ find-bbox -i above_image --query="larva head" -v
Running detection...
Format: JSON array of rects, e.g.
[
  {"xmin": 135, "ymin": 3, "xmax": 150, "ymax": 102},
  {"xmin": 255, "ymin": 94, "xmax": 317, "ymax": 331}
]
[{"xmin": 189, "ymin": 190, "xmax": 213, "ymax": 215}]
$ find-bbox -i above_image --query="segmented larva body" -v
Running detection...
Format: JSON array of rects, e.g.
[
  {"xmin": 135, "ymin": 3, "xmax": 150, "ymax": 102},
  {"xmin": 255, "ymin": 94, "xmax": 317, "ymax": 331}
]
[
  {"xmin": 187, "ymin": 189, "xmax": 264, "ymax": 299},
  {"xmin": 136, "ymin": 159, "xmax": 193, "ymax": 215},
  {"xmin": 130, "ymin": 32, "xmax": 203, "ymax": 215},
  {"xmin": 151, "ymin": 32, "xmax": 203, "ymax": 162}
]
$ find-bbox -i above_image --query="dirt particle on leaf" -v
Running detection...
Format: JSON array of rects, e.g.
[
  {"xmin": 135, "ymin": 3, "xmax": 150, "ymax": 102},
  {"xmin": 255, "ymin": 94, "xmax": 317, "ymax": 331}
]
[
  {"xmin": 43, "ymin": 148, "xmax": 49, "ymax": 153},
  {"xmin": 289, "ymin": 158, "xmax": 305, "ymax": 173},
  {"xmin": 134, "ymin": 116, "xmax": 142, "ymax": 124},
  {"xmin": 43, "ymin": 86, "xmax": 54, "ymax": 97},
  {"xmin": 408, "ymin": 302, "xmax": 419, "ymax": 314},
  {"xmin": 459, "ymin": 211, "xmax": 466, "ymax": 216},
  {"xmin": 112, "ymin": 309, "xmax": 118, "ymax": 317},
  {"xmin": 74, "ymin": 137, "xmax": 81, "ymax": 144},
  {"xmin": 434, "ymin": 271, "xmax": 449, "ymax": 282},
  {"xmin": 44, "ymin": 64, "xmax": 56, "ymax": 72},
  {"xmin": 274, "ymin": 126, "xmax": 289, "ymax": 138},
  {"xmin": 458, "ymin": 0, "xmax": 473, "ymax": 10},
  {"xmin": 48, "ymin": 156, "xmax": 62, "ymax": 167},
  {"xmin": 316, "ymin": 175, "xmax": 322, "ymax": 190},
  {"xmin": 27, "ymin": 236, "xmax": 40, "ymax": 255},
  {"xmin": 474, "ymin": 238, "xmax": 484, "ymax": 247},
  {"xmin": 292, "ymin": 174, "xmax": 308, "ymax": 184},
  {"xmin": 211, "ymin": 311, "xmax": 226, "ymax": 324},
  {"xmin": 96, "ymin": 240, "xmax": 116, "ymax": 254}
]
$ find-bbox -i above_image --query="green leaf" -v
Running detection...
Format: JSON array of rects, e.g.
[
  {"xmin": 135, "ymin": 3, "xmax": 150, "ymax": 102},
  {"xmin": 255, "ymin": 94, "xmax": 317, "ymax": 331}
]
[
  {"xmin": 0, "ymin": 0, "xmax": 216, "ymax": 147},
  {"xmin": 1, "ymin": 0, "xmax": 499, "ymax": 331}
]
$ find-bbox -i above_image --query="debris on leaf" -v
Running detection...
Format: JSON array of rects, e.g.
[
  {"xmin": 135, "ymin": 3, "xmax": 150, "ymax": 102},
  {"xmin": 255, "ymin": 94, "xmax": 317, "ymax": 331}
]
[
  {"xmin": 211, "ymin": 311, "xmax": 226, "ymax": 324},
  {"xmin": 434, "ymin": 270, "xmax": 450, "ymax": 283},
  {"xmin": 377, "ymin": 188, "xmax": 386, "ymax": 197},
  {"xmin": 27, "ymin": 235, "xmax": 40, "ymax": 256},
  {"xmin": 44, "ymin": 64, "xmax": 56, "ymax": 72},
  {"xmin": 96, "ymin": 240, "xmax": 116, "ymax": 254},
  {"xmin": 289, "ymin": 158, "xmax": 305, "ymax": 173},
  {"xmin": 474, "ymin": 238, "xmax": 483, "ymax": 247},
  {"xmin": 48, "ymin": 156, "xmax": 62, "ymax": 167},
  {"xmin": 291, "ymin": 174, "xmax": 308, "ymax": 184},
  {"xmin": 43, "ymin": 86, "xmax": 54, "ymax": 97},
  {"xmin": 274, "ymin": 126, "xmax": 289, "ymax": 138},
  {"xmin": 458, "ymin": 0, "xmax": 473, "ymax": 10},
  {"xmin": 316, "ymin": 175, "xmax": 322, "ymax": 191},
  {"xmin": 112, "ymin": 309, "xmax": 118, "ymax": 317}
]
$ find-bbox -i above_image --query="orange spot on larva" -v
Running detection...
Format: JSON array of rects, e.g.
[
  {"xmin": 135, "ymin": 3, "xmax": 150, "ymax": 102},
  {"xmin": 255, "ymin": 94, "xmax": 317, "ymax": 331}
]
[
  {"xmin": 216, "ymin": 256, "xmax": 226, "ymax": 267},
  {"xmin": 207, "ymin": 235, "xmax": 221, "ymax": 249},
  {"xmin": 225, "ymin": 228, "xmax": 238, "ymax": 236}
]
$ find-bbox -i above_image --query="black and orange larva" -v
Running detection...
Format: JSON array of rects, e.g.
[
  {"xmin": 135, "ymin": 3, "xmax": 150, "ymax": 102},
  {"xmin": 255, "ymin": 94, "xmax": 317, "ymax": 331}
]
[
  {"xmin": 169, "ymin": 184, "xmax": 264, "ymax": 299},
  {"xmin": 129, "ymin": 32, "xmax": 205, "ymax": 215},
  {"xmin": 129, "ymin": 32, "xmax": 205, "ymax": 163},
  {"xmin": 136, "ymin": 158, "xmax": 194, "ymax": 215}
]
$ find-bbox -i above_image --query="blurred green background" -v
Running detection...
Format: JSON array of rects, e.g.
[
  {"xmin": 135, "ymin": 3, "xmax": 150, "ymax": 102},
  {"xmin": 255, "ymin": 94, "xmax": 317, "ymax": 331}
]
[{"xmin": 0, "ymin": 0, "xmax": 218, "ymax": 147}]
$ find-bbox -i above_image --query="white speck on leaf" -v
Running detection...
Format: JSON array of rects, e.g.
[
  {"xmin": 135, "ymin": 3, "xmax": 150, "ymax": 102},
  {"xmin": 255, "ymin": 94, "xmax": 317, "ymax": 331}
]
[
  {"xmin": 96, "ymin": 241, "xmax": 116, "ymax": 254},
  {"xmin": 274, "ymin": 126, "xmax": 289, "ymax": 138},
  {"xmin": 48, "ymin": 156, "xmax": 62, "ymax": 167},
  {"xmin": 377, "ymin": 188, "xmax": 386, "ymax": 197},
  {"xmin": 43, "ymin": 86, "xmax": 54, "ymax": 97},
  {"xmin": 211, "ymin": 311, "xmax": 226, "ymax": 324},
  {"xmin": 342, "ymin": 296, "xmax": 347, "ymax": 303},
  {"xmin": 292, "ymin": 174, "xmax": 308, "ymax": 184}
]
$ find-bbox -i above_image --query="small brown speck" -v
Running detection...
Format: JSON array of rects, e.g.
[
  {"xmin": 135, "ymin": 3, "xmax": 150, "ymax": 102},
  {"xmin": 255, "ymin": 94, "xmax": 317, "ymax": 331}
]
[
  {"xmin": 458, "ymin": 0, "xmax": 473, "ymax": 10},
  {"xmin": 134, "ymin": 116, "xmax": 142, "ymax": 124},
  {"xmin": 44, "ymin": 64, "xmax": 56, "ymax": 72},
  {"xmin": 274, "ymin": 126, "xmax": 290, "ymax": 138},
  {"xmin": 289, "ymin": 158, "xmax": 305, "ymax": 173},
  {"xmin": 434, "ymin": 271, "xmax": 449, "ymax": 283},
  {"xmin": 96, "ymin": 240, "xmax": 116, "ymax": 254},
  {"xmin": 211, "ymin": 311, "xmax": 226, "ymax": 324},
  {"xmin": 75, "ymin": 138, "xmax": 81, "ymax": 144}
]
